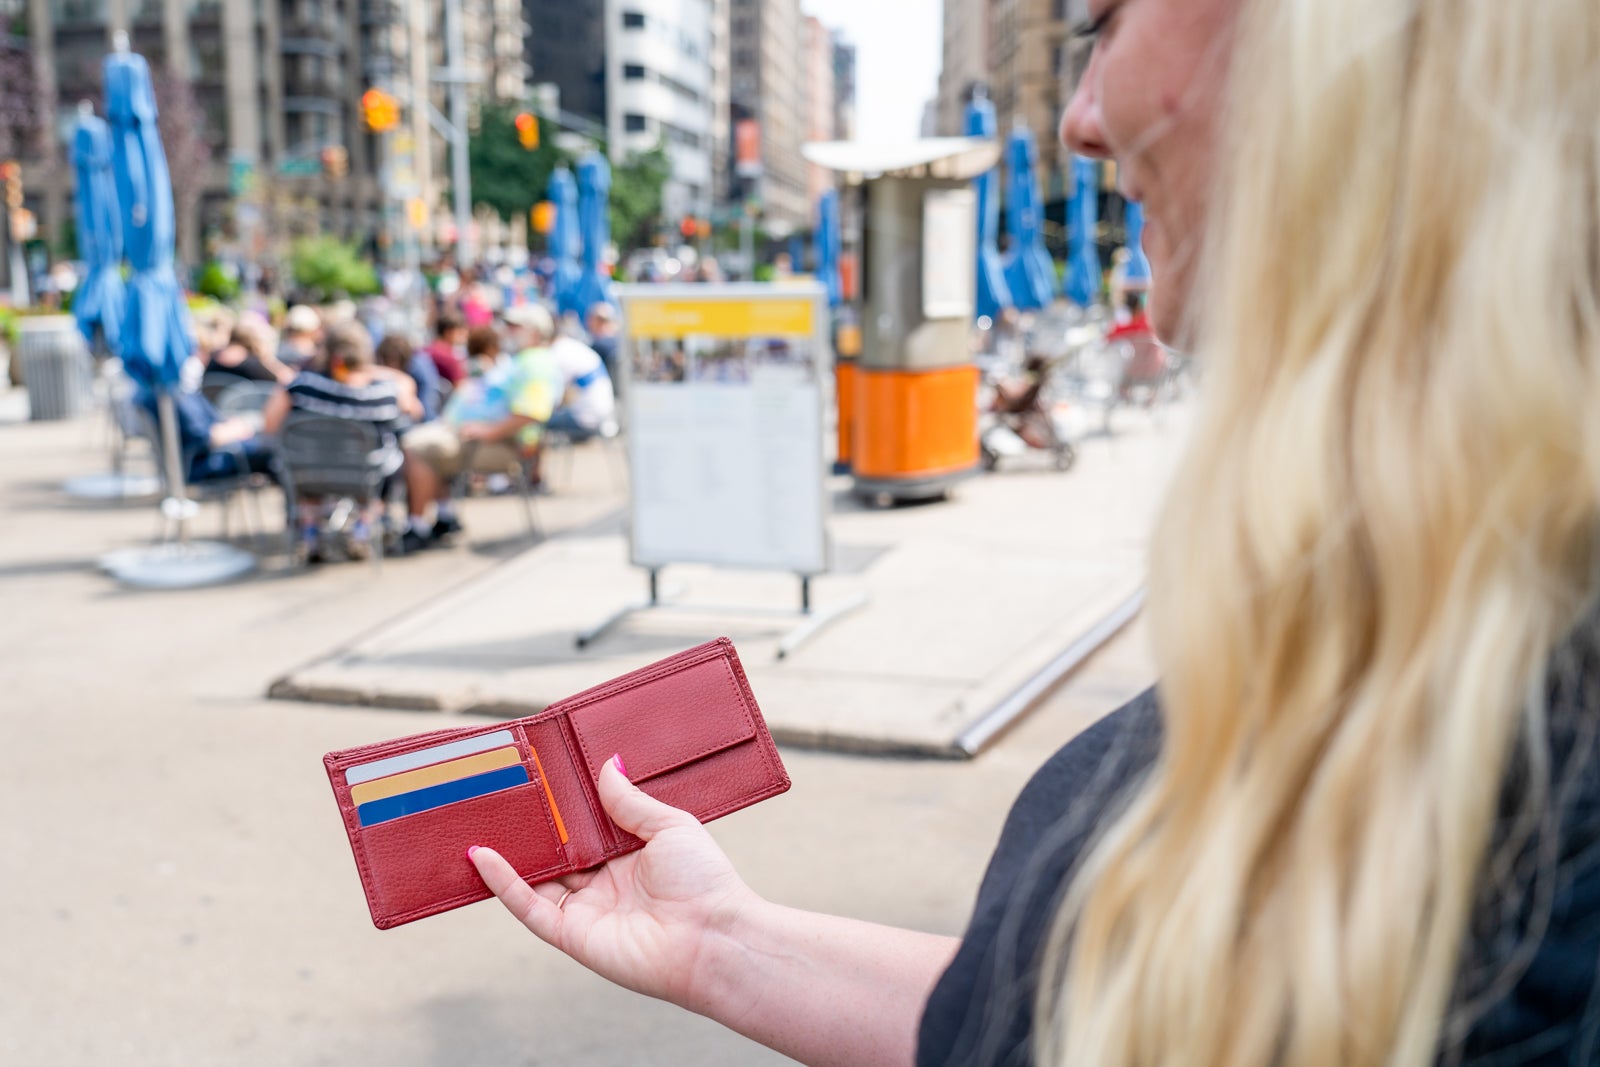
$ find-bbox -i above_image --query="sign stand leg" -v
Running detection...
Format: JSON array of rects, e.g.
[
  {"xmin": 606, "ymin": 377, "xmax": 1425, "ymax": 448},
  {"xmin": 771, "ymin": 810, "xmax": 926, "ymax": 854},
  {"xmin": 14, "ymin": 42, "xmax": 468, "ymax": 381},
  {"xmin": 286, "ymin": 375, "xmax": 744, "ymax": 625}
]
[
  {"xmin": 775, "ymin": 587, "xmax": 868, "ymax": 660},
  {"xmin": 575, "ymin": 567, "xmax": 674, "ymax": 649}
]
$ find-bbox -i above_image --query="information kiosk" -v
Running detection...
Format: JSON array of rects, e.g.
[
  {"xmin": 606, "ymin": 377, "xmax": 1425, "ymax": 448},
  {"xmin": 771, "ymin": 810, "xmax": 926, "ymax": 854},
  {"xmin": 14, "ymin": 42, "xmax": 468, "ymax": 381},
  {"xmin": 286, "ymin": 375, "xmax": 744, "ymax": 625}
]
[{"xmin": 803, "ymin": 138, "xmax": 1001, "ymax": 503}]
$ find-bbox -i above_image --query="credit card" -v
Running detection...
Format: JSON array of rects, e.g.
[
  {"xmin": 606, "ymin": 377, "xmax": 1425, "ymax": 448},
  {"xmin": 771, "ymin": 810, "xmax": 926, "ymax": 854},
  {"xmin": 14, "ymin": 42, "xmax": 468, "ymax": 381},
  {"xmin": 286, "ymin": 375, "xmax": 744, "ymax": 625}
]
[
  {"xmin": 345, "ymin": 729, "xmax": 516, "ymax": 786},
  {"xmin": 357, "ymin": 764, "xmax": 531, "ymax": 827},
  {"xmin": 350, "ymin": 746, "xmax": 522, "ymax": 807}
]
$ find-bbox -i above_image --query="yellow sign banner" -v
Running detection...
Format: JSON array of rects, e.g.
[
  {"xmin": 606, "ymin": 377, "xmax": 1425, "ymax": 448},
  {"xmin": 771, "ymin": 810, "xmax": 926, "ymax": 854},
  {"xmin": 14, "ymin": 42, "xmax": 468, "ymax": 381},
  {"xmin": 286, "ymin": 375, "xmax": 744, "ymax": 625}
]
[{"xmin": 626, "ymin": 296, "xmax": 816, "ymax": 339}]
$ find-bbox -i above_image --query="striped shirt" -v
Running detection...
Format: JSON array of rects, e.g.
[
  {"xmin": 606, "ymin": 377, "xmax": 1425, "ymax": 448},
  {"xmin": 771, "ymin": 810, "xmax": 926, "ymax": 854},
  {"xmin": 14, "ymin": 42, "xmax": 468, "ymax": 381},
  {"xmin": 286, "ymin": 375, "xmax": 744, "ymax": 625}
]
[{"xmin": 285, "ymin": 371, "xmax": 405, "ymax": 476}]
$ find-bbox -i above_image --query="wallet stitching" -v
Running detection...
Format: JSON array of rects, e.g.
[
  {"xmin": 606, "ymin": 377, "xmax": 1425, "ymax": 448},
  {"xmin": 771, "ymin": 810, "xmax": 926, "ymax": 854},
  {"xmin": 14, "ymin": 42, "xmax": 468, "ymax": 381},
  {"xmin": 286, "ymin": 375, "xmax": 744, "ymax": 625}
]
[
  {"xmin": 343, "ymin": 768, "xmax": 568, "ymax": 927},
  {"xmin": 569, "ymin": 654, "xmax": 756, "ymax": 784}
]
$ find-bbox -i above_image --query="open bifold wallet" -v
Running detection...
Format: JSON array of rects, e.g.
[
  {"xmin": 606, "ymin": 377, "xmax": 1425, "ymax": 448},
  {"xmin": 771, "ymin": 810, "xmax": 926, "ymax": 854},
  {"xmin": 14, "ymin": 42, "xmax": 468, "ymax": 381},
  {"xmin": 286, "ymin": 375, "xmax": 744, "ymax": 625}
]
[{"xmin": 324, "ymin": 638, "xmax": 790, "ymax": 929}]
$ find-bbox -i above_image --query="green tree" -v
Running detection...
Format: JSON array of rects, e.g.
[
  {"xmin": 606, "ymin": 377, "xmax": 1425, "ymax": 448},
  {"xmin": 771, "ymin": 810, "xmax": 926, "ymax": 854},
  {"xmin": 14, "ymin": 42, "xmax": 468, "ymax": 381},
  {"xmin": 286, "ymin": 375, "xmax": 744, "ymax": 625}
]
[
  {"xmin": 468, "ymin": 103, "xmax": 564, "ymax": 224},
  {"xmin": 608, "ymin": 145, "xmax": 672, "ymax": 250},
  {"xmin": 288, "ymin": 235, "xmax": 379, "ymax": 301}
]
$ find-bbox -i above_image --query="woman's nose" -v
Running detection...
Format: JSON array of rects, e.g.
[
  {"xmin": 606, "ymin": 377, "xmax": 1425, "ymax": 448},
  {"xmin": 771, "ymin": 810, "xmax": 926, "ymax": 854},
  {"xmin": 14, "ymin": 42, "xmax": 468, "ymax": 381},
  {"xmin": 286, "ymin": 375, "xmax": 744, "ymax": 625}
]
[{"xmin": 1061, "ymin": 54, "xmax": 1111, "ymax": 158}]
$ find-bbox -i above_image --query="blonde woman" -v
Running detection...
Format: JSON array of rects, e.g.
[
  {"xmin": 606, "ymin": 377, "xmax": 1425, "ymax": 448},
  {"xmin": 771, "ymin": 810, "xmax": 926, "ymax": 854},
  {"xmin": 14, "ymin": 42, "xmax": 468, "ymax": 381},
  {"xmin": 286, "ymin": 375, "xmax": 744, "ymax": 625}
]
[{"xmin": 468, "ymin": 1, "xmax": 1600, "ymax": 1064}]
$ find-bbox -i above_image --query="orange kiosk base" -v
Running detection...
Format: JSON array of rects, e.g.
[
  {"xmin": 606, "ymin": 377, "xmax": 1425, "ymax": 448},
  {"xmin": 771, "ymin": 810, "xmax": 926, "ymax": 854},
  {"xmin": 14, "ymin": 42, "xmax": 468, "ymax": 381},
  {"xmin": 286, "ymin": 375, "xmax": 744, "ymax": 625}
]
[{"xmin": 852, "ymin": 365, "xmax": 980, "ymax": 499}]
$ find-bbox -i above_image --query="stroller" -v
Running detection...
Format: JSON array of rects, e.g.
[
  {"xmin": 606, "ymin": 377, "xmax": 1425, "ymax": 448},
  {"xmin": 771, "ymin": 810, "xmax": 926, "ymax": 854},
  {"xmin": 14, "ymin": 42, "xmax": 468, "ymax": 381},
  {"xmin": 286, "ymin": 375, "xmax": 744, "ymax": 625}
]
[{"xmin": 979, "ymin": 352, "xmax": 1077, "ymax": 472}]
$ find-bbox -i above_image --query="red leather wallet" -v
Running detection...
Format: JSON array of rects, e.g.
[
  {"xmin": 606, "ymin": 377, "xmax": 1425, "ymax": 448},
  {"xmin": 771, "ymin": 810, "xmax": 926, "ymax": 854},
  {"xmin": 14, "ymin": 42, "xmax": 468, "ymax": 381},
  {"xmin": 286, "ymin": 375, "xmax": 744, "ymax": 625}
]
[{"xmin": 324, "ymin": 638, "xmax": 790, "ymax": 929}]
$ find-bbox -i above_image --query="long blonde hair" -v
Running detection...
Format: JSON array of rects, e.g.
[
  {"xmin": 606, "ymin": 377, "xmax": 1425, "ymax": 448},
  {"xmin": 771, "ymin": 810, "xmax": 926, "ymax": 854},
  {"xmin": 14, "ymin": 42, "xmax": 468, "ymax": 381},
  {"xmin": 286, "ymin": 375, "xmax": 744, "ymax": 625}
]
[{"xmin": 1040, "ymin": 1, "xmax": 1600, "ymax": 1064}]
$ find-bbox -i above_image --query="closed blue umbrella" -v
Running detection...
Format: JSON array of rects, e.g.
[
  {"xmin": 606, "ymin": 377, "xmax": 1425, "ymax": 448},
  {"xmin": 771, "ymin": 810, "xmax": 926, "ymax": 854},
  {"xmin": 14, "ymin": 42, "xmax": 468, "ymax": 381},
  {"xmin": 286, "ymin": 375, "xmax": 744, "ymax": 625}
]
[
  {"xmin": 101, "ymin": 47, "xmax": 252, "ymax": 586},
  {"xmin": 105, "ymin": 50, "xmax": 192, "ymax": 389},
  {"xmin": 548, "ymin": 167, "xmax": 584, "ymax": 319},
  {"xmin": 71, "ymin": 111, "xmax": 126, "ymax": 353},
  {"xmin": 965, "ymin": 97, "xmax": 1011, "ymax": 322},
  {"xmin": 813, "ymin": 188, "xmax": 842, "ymax": 308},
  {"xmin": 1002, "ymin": 128, "xmax": 1056, "ymax": 311},
  {"xmin": 573, "ymin": 152, "xmax": 616, "ymax": 319},
  {"xmin": 1065, "ymin": 156, "xmax": 1102, "ymax": 308},
  {"xmin": 1122, "ymin": 200, "xmax": 1152, "ymax": 286}
]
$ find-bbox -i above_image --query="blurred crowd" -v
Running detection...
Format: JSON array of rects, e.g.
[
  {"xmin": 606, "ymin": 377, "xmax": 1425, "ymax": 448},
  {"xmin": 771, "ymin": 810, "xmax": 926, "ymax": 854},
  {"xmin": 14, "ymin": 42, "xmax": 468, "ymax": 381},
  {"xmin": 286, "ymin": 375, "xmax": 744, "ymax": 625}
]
[{"xmin": 146, "ymin": 285, "xmax": 620, "ymax": 564}]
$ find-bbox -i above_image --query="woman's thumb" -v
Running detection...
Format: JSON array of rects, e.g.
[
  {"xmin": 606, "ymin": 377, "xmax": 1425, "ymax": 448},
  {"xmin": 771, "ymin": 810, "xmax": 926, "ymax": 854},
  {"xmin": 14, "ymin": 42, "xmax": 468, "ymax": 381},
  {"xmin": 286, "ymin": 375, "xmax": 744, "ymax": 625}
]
[{"xmin": 595, "ymin": 753, "xmax": 698, "ymax": 841}]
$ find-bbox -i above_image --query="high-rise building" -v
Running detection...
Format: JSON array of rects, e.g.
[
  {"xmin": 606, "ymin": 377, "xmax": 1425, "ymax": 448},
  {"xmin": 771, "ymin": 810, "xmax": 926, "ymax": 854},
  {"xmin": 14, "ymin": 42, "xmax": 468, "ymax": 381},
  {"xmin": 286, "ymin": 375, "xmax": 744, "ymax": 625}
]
[
  {"xmin": 937, "ymin": 0, "xmax": 990, "ymax": 136},
  {"xmin": 830, "ymin": 36, "xmax": 854, "ymax": 141},
  {"xmin": 12, "ymin": 0, "xmax": 513, "ymax": 266},
  {"xmin": 727, "ymin": 0, "xmax": 806, "ymax": 233},
  {"xmin": 604, "ymin": 0, "xmax": 714, "ymax": 224},
  {"xmin": 525, "ymin": 0, "xmax": 607, "ymax": 126},
  {"xmin": 708, "ymin": 0, "xmax": 729, "ymax": 211},
  {"xmin": 988, "ymin": 0, "xmax": 1072, "ymax": 198},
  {"xmin": 802, "ymin": 15, "xmax": 835, "ymax": 210},
  {"xmin": 525, "ymin": 0, "xmax": 714, "ymax": 226}
]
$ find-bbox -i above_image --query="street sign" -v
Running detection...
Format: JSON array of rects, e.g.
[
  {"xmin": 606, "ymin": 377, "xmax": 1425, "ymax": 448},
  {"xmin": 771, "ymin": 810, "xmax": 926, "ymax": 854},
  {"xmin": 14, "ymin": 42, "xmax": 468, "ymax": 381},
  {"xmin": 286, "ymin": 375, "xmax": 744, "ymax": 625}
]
[{"xmin": 278, "ymin": 158, "xmax": 321, "ymax": 177}]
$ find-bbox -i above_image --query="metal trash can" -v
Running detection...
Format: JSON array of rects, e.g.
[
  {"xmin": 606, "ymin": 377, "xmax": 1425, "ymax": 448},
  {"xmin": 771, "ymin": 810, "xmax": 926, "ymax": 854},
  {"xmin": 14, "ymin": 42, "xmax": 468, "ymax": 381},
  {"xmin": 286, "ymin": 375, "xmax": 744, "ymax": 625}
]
[{"xmin": 18, "ymin": 315, "xmax": 94, "ymax": 421}]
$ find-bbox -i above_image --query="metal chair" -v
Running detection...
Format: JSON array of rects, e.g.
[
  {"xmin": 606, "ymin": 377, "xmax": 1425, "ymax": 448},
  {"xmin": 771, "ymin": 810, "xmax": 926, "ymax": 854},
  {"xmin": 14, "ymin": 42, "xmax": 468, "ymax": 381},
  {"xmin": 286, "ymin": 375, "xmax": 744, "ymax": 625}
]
[
  {"xmin": 137, "ymin": 400, "xmax": 277, "ymax": 544},
  {"xmin": 456, "ymin": 439, "xmax": 544, "ymax": 543},
  {"xmin": 546, "ymin": 415, "xmax": 628, "ymax": 494},
  {"xmin": 275, "ymin": 413, "xmax": 398, "ymax": 570},
  {"xmin": 214, "ymin": 379, "xmax": 280, "ymax": 419}
]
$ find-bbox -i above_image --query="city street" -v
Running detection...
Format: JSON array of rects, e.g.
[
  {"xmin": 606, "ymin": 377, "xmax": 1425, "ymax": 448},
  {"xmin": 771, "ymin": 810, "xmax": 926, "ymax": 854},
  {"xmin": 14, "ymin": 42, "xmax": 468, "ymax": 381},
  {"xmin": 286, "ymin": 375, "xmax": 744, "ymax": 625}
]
[{"xmin": 0, "ymin": 398, "xmax": 1168, "ymax": 1065}]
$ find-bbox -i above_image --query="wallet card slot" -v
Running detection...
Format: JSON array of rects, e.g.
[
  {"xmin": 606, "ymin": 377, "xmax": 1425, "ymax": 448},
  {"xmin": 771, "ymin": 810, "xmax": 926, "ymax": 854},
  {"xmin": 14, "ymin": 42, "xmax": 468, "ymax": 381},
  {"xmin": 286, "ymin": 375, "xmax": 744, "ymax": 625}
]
[
  {"xmin": 519, "ymin": 718, "xmax": 614, "ymax": 866},
  {"xmin": 355, "ymin": 782, "xmax": 566, "ymax": 929}
]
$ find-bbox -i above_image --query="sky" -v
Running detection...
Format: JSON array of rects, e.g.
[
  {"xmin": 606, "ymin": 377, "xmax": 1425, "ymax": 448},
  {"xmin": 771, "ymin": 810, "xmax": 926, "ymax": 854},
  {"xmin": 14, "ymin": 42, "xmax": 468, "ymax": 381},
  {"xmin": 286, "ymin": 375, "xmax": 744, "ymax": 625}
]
[{"xmin": 801, "ymin": 0, "xmax": 944, "ymax": 145}]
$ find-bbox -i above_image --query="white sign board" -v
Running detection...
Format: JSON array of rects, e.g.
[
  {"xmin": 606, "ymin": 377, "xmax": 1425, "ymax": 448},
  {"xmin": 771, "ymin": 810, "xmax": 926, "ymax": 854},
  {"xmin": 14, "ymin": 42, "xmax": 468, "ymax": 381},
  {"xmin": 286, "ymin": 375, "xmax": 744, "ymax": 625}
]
[
  {"xmin": 921, "ymin": 187, "xmax": 977, "ymax": 320},
  {"xmin": 620, "ymin": 284, "xmax": 831, "ymax": 575}
]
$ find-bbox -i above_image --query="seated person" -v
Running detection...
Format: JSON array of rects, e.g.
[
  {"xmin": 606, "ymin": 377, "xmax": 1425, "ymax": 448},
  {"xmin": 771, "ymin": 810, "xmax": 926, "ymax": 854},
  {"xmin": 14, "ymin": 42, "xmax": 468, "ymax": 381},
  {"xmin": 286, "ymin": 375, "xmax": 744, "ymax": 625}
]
[
  {"xmin": 136, "ymin": 384, "xmax": 276, "ymax": 484},
  {"xmin": 548, "ymin": 327, "xmax": 617, "ymax": 439},
  {"xmin": 262, "ymin": 322, "xmax": 422, "ymax": 561},
  {"xmin": 205, "ymin": 314, "xmax": 296, "ymax": 388},
  {"xmin": 376, "ymin": 333, "xmax": 442, "ymax": 423},
  {"xmin": 276, "ymin": 305, "xmax": 322, "ymax": 371},
  {"xmin": 423, "ymin": 311, "xmax": 469, "ymax": 387},
  {"xmin": 401, "ymin": 304, "xmax": 564, "ymax": 552},
  {"xmin": 1106, "ymin": 289, "xmax": 1153, "ymax": 342}
]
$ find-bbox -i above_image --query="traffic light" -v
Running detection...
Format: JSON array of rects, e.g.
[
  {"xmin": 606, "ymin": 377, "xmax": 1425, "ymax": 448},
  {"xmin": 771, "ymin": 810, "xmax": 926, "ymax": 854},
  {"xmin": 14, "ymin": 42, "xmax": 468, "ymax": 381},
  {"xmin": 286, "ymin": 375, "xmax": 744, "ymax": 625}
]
[
  {"xmin": 531, "ymin": 200, "xmax": 555, "ymax": 234},
  {"xmin": 515, "ymin": 112, "xmax": 539, "ymax": 150},
  {"xmin": 1, "ymin": 161, "xmax": 21, "ymax": 211},
  {"xmin": 361, "ymin": 88, "xmax": 400, "ymax": 133},
  {"xmin": 320, "ymin": 145, "xmax": 348, "ymax": 179}
]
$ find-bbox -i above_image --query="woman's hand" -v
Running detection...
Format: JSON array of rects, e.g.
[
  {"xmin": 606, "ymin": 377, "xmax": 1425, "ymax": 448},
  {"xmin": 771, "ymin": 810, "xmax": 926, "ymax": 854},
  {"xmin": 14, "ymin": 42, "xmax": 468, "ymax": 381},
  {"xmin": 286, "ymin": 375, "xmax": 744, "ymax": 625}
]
[{"xmin": 467, "ymin": 756, "xmax": 759, "ymax": 1011}]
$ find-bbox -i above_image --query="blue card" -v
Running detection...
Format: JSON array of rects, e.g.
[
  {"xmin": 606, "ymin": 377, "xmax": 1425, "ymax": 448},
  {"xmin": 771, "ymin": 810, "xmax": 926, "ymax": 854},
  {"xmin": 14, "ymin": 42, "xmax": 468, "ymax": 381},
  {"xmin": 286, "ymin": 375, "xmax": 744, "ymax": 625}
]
[{"xmin": 356, "ymin": 764, "xmax": 531, "ymax": 827}]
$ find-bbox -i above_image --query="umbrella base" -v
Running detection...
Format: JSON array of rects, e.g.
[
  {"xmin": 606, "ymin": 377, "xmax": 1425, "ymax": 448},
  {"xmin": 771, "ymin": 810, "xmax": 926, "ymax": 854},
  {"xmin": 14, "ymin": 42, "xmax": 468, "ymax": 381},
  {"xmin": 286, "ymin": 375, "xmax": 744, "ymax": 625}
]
[
  {"xmin": 100, "ymin": 541, "xmax": 256, "ymax": 589},
  {"xmin": 64, "ymin": 472, "xmax": 162, "ymax": 500}
]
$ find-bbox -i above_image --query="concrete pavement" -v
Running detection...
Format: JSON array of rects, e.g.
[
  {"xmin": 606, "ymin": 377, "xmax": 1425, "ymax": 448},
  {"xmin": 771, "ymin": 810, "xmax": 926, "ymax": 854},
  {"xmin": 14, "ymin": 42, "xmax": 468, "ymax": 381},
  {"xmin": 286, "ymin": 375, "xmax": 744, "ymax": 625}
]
[
  {"xmin": 0, "ymin": 389, "xmax": 1173, "ymax": 1065},
  {"xmin": 270, "ymin": 409, "xmax": 1185, "ymax": 755}
]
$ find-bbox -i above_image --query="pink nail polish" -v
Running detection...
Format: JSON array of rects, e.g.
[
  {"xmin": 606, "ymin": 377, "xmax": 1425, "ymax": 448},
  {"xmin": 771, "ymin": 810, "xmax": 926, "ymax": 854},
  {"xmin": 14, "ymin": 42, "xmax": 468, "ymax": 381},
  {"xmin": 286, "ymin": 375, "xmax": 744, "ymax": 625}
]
[
  {"xmin": 613, "ymin": 753, "xmax": 629, "ymax": 778},
  {"xmin": 466, "ymin": 846, "xmax": 480, "ymax": 861}
]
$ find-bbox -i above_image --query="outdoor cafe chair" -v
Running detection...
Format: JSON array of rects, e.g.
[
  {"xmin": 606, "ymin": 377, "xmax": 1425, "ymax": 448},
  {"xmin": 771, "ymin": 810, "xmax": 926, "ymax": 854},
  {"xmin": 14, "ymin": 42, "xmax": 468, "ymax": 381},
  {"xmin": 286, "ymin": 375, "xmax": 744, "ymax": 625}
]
[
  {"xmin": 137, "ymin": 401, "xmax": 279, "ymax": 546},
  {"xmin": 545, "ymin": 416, "xmax": 627, "ymax": 495},
  {"xmin": 455, "ymin": 439, "xmax": 545, "ymax": 544},
  {"xmin": 214, "ymin": 379, "xmax": 280, "ymax": 421},
  {"xmin": 275, "ymin": 413, "xmax": 398, "ymax": 572}
]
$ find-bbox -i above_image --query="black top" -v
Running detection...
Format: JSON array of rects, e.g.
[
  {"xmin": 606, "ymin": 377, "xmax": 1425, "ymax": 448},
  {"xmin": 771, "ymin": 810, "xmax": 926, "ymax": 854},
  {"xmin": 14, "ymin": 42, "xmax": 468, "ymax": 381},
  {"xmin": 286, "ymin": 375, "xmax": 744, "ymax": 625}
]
[{"xmin": 919, "ymin": 624, "xmax": 1600, "ymax": 1066}]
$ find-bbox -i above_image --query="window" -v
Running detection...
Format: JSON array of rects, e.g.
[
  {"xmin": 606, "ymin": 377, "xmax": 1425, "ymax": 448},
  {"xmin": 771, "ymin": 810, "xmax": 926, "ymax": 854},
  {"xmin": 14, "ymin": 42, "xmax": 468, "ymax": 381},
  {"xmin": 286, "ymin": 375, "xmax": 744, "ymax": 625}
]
[
  {"xmin": 624, "ymin": 63, "xmax": 646, "ymax": 80},
  {"xmin": 622, "ymin": 10, "xmax": 644, "ymax": 28},
  {"xmin": 624, "ymin": 113, "xmax": 648, "ymax": 133}
]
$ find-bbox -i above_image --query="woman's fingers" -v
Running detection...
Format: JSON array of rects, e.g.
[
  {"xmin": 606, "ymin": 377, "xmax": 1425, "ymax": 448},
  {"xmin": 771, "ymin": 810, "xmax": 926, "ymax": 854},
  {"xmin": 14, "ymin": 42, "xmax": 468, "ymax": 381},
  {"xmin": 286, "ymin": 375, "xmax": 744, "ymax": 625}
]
[
  {"xmin": 468, "ymin": 846, "xmax": 563, "ymax": 942},
  {"xmin": 596, "ymin": 754, "xmax": 699, "ymax": 842}
]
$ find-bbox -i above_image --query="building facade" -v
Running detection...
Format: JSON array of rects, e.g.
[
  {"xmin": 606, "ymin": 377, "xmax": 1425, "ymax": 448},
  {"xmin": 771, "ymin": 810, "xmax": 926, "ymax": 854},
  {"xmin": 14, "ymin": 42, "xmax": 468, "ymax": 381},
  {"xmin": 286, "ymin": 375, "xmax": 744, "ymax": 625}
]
[
  {"xmin": 603, "ymin": 0, "xmax": 714, "ymax": 224},
  {"xmin": 830, "ymin": 35, "xmax": 854, "ymax": 142},
  {"xmin": 988, "ymin": 0, "xmax": 1072, "ymax": 198},
  {"xmin": 9, "ymin": 0, "xmax": 515, "ymax": 268},
  {"xmin": 727, "ymin": 0, "xmax": 805, "ymax": 233},
  {"xmin": 801, "ymin": 15, "xmax": 834, "ymax": 211},
  {"xmin": 937, "ymin": 0, "xmax": 990, "ymax": 137}
]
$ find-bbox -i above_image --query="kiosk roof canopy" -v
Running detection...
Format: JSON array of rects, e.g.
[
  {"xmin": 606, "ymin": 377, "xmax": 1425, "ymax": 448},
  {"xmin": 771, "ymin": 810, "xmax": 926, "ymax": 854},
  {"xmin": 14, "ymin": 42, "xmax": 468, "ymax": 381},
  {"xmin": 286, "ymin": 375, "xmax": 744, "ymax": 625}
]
[{"xmin": 802, "ymin": 138, "xmax": 1001, "ymax": 183}]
